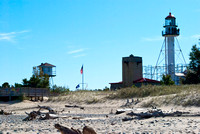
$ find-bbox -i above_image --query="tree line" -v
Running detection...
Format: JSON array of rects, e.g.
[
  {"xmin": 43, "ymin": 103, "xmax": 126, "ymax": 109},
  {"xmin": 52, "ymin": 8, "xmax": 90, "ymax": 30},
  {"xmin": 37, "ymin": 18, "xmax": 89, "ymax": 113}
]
[{"xmin": 0, "ymin": 67, "xmax": 49, "ymax": 88}]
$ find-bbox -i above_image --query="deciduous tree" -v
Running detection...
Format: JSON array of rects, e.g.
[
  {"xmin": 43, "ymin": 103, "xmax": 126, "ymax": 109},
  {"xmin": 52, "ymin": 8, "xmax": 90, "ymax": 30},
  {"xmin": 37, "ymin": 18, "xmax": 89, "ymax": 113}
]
[
  {"xmin": 2, "ymin": 82, "xmax": 10, "ymax": 88},
  {"xmin": 22, "ymin": 67, "xmax": 49, "ymax": 88}
]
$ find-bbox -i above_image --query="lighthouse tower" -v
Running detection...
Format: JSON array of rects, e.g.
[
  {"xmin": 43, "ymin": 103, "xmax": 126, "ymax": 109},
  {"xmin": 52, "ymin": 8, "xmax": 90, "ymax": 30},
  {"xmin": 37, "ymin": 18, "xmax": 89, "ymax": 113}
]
[{"xmin": 162, "ymin": 12, "xmax": 180, "ymax": 81}]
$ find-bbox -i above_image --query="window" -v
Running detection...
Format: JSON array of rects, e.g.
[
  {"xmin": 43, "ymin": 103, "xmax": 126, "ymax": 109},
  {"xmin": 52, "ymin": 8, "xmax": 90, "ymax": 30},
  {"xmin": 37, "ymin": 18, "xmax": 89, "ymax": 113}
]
[{"xmin": 165, "ymin": 19, "xmax": 171, "ymax": 26}]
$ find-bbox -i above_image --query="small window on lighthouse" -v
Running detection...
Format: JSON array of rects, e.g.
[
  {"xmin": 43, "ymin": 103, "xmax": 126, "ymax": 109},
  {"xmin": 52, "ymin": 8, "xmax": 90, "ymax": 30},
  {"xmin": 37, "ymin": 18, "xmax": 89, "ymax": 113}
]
[{"xmin": 165, "ymin": 19, "xmax": 172, "ymax": 26}]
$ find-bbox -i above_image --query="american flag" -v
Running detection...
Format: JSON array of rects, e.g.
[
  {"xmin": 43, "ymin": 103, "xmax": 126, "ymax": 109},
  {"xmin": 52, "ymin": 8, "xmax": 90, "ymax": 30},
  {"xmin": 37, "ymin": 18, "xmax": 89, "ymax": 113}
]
[{"xmin": 80, "ymin": 65, "xmax": 83, "ymax": 74}]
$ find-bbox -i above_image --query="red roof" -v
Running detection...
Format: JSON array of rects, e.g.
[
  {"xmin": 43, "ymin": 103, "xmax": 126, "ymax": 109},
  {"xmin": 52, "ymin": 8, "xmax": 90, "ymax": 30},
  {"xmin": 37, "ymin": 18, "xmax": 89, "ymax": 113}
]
[
  {"xmin": 109, "ymin": 81, "xmax": 123, "ymax": 84},
  {"xmin": 133, "ymin": 78, "xmax": 160, "ymax": 83},
  {"xmin": 165, "ymin": 12, "xmax": 175, "ymax": 19},
  {"xmin": 38, "ymin": 63, "xmax": 56, "ymax": 67}
]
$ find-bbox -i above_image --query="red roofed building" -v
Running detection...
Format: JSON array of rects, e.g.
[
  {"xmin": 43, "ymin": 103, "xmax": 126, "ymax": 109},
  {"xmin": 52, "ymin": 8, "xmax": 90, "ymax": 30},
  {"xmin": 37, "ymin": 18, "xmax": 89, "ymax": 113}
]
[
  {"xmin": 109, "ymin": 81, "xmax": 123, "ymax": 90},
  {"xmin": 133, "ymin": 78, "xmax": 160, "ymax": 87},
  {"xmin": 109, "ymin": 54, "xmax": 160, "ymax": 90}
]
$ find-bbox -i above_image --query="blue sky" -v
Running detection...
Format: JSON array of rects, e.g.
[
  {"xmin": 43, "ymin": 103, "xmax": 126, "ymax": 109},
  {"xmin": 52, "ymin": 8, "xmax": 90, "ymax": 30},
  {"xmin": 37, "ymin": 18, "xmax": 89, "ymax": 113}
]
[{"xmin": 0, "ymin": 0, "xmax": 200, "ymax": 90}]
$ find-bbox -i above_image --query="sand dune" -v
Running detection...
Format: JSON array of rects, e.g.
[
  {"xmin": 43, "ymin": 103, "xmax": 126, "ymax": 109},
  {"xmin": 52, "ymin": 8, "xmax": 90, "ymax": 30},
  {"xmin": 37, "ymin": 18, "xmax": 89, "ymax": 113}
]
[{"xmin": 0, "ymin": 95, "xmax": 200, "ymax": 134}]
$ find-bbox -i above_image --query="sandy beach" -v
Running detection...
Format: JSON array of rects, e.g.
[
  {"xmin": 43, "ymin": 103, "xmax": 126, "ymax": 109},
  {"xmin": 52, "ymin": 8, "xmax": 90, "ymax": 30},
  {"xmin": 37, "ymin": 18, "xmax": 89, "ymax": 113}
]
[{"xmin": 0, "ymin": 97, "xmax": 200, "ymax": 134}]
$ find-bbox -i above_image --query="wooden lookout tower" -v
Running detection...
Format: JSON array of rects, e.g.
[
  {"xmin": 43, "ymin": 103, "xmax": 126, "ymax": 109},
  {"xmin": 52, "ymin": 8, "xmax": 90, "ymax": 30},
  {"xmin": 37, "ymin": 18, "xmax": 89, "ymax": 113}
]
[{"xmin": 36, "ymin": 63, "xmax": 56, "ymax": 87}]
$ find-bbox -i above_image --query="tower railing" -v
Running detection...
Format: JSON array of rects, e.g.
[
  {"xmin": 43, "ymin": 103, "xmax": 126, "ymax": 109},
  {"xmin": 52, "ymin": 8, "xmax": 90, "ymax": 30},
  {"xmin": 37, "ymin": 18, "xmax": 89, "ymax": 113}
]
[{"xmin": 162, "ymin": 29, "xmax": 180, "ymax": 36}]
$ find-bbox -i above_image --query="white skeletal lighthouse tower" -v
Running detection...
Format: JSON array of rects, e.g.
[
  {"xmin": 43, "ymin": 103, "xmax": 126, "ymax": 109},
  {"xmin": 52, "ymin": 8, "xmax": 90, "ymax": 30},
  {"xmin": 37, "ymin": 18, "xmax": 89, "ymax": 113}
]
[{"xmin": 162, "ymin": 12, "xmax": 180, "ymax": 81}]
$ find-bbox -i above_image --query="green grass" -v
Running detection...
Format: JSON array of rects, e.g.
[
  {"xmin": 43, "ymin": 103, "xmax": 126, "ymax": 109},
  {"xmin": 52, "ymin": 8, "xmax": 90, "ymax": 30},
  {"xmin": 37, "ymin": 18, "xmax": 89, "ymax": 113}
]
[
  {"xmin": 47, "ymin": 84, "xmax": 200, "ymax": 107},
  {"xmin": 108, "ymin": 84, "xmax": 200, "ymax": 99},
  {"xmin": 48, "ymin": 90, "xmax": 110, "ymax": 103},
  {"xmin": 86, "ymin": 97, "xmax": 100, "ymax": 104},
  {"xmin": 140, "ymin": 89, "xmax": 200, "ymax": 107},
  {"xmin": 183, "ymin": 99, "xmax": 200, "ymax": 107}
]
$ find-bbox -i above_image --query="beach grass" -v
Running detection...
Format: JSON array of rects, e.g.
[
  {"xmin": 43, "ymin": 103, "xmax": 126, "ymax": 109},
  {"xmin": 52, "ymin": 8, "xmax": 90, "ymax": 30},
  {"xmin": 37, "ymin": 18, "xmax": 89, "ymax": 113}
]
[
  {"xmin": 48, "ymin": 90, "xmax": 110, "ymax": 103},
  {"xmin": 108, "ymin": 84, "xmax": 200, "ymax": 99},
  {"xmin": 47, "ymin": 84, "xmax": 200, "ymax": 106}
]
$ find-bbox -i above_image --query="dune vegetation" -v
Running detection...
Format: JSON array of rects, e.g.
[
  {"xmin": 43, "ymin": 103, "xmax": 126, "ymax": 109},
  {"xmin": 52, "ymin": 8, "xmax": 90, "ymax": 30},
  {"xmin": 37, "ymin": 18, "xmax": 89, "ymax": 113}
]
[{"xmin": 47, "ymin": 84, "xmax": 200, "ymax": 107}]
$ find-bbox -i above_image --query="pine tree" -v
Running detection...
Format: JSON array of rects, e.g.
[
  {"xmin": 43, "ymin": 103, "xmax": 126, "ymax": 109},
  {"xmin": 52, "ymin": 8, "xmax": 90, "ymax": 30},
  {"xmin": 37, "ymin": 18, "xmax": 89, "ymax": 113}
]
[
  {"xmin": 160, "ymin": 74, "xmax": 175, "ymax": 85},
  {"xmin": 183, "ymin": 44, "xmax": 200, "ymax": 84}
]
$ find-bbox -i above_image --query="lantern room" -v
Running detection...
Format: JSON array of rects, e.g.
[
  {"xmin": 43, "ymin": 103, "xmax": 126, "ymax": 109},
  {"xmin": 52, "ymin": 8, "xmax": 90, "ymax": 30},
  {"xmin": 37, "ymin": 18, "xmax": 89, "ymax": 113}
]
[{"xmin": 162, "ymin": 12, "xmax": 180, "ymax": 36}]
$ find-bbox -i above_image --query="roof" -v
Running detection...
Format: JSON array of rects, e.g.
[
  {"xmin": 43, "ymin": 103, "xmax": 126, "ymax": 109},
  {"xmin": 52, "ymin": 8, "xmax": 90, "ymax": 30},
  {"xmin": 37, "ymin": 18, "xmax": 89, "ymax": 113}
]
[
  {"xmin": 109, "ymin": 81, "xmax": 123, "ymax": 84},
  {"xmin": 165, "ymin": 12, "xmax": 175, "ymax": 19},
  {"xmin": 38, "ymin": 63, "xmax": 56, "ymax": 67},
  {"xmin": 175, "ymin": 73, "xmax": 185, "ymax": 77},
  {"xmin": 133, "ymin": 78, "xmax": 160, "ymax": 83}
]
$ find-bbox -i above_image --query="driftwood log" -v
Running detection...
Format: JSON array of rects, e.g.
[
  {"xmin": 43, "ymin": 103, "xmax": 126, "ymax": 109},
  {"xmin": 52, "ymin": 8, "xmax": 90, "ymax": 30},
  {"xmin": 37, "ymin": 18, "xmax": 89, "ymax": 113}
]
[
  {"xmin": 122, "ymin": 117, "xmax": 134, "ymax": 122},
  {"xmin": 82, "ymin": 126, "xmax": 97, "ymax": 134},
  {"xmin": 55, "ymin": 124, "xmax": 97, "ymax": 134},
  {"xmin": 115, "ymin": 108, "xmax": 133, "ymax": 115},
  {"xmin": 127, "ymin": 110, "xmax": 164, "ymax": 119},
  {"xmin": 23, "ymin": 105, "xmax": 58, "ymax": 121},
  {"xmin": 23, "ymin": 111, "xmax": 40, "ymax": 121},
  {"xmin": 0, "ymin": 109, "xmax": 12, "ymax": 115},
  {"xmin": 38, "ymin": 105, "xmax": 57, "ymax": 114},
  {"xmin": 65, "ymin": 105, "xmax": 84, "ymax": 110},
  {"xmin": 55, "ymin": 124, "xmax": 82, "ymax": 134},
  {"xmin": 40, "ymin": 113, "xmax": 58, "ymax": 120},
  {"xmin": 126, "ymin": 108, "xmax": 200, "ymax": 120},
  {"xmin": 72, "ymin": 116, "xmax": 84, "ymax": 120}
]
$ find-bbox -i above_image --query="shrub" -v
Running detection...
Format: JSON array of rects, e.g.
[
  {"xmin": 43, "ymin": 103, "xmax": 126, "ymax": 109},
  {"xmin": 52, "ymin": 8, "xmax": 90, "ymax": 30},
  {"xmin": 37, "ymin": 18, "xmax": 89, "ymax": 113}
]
[
  {"xmin": 103, "ymin": 86, "xmax": 110, "ymax": 91},
  {"xmin": 51, "ymin": 85, "xmax": 70, "ymax": 94},
  {"xmin": 160, "ymin": 74, "xmax": 175, "ymax": 85}
]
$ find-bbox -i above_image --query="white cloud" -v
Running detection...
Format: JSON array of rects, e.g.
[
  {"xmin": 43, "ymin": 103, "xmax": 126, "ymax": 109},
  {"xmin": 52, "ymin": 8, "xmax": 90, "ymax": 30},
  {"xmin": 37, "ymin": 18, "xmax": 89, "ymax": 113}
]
[
  {"xmin": 0, "ymin": 30, "xmax": 30, "ymax": 42},
  {"xmin": 68, "ymin": 49, "xmax": 84, "ymax": 54},
  {"xmin": 191, "ymin": 34, "xmax": 200, "ymax": 39},
  {"xmin": 141, "ymin": 36, "xmax": 163, "ymax": 42},
  {"xmin": 73, "ymin": 54, "xmax": 86, "ymax": 58},
  {"xmin": 0, "ymin": 36, "xmax": 13, "ymax": 40},
  {"xmin": 68, "ymin": 48, "xmax": 89, "ymax": 58}
]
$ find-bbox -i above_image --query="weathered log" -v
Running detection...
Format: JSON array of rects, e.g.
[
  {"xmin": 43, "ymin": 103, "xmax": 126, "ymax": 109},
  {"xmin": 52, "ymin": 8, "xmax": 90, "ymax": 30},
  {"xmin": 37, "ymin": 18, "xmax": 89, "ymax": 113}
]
[
  {"xmin": 126, "ymin": 108, "xmax": 166, "ymax": 119},
  {"xmin": 65, "ymin": 105, "xmax": 84, "ymax": 110},
  {"xmin": 55, "ymin": 124, "xmax": 81, "ymax": 134},
  {"xmin": 116, "ymin": 108, "xmax": 133, "ymax": 115},
  {"xmin": 127, "ymin": 111, "xmax": 164, "ymax": 119},
  {"xmin": 72, "ymin": 117, "xmax": 84, "ymax": 120},
  {"xmin": 23, "ymin": 105, "xmax": 56, "ymax": 121},
  {"xmin": 122, "ymin": 117, "xmax": 134, "ymax": 122},
  {"xmin": 38, "ymin": 105, "xmax": 56, "ymax": 114},
  {"xmin": 23, "ymin": 111, "xmax": 40, "ymax": 121},
  {"xmin": 24, "ymin": 111, "xmax": 70, "ymax": 121},
  {"xmin": 40, "ymin": 113, "xmax": 58, "ymax": 120},
  {"xmin": 115, "ymin": 110, "xmax": 125, "ymax": 115},
  {"xmin": 24, "ymin": 105, "xmax": 85, "ymax": 121},
  {"xmin": 126, "ymin": 108, "xmax": 196, "ymax": 119},
  {"xmin": 0, "ymin": 109, "xmax": 12, "ymax": 115},
  {"xmin": 82, "ymin": 126, "xmax": 97, "ymax": 134},
  {"xmin": 55, "ymin": 124, "xmax": 97, "ymax": 134}
]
